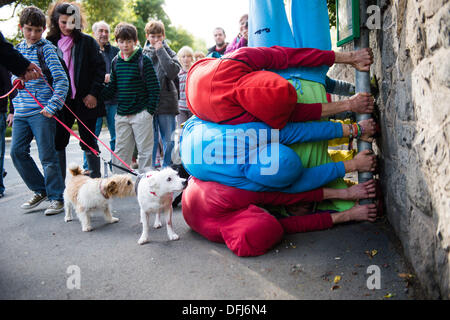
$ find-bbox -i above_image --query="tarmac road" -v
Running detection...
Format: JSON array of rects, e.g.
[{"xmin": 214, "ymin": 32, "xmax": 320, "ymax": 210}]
[{"xmin": 0, "ymin": 130, "xmax": 419, "ymax": 300}]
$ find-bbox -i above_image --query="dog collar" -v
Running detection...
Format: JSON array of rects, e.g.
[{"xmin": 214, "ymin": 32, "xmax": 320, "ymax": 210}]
[
  {"xmin": 99, "ymin": 181, "xmax": 109, "ymax": 199},
  {"xmin": 145, "ymin": 173, "xmax": 157, "ymax": 197}
]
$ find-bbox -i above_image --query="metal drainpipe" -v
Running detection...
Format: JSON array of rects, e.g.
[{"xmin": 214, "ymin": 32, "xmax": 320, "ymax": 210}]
[{"xmin": 354, "ymin": 0, "xmax": 374, "ymax": 204}]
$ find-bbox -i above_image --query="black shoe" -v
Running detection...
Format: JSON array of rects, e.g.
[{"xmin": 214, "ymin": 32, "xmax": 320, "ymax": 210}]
[{"xmin": 2, "ymin": 170, "xmax": 6, "ymax": 178}]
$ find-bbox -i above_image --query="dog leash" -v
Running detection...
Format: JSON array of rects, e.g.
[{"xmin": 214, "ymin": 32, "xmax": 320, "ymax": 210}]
[
  {"xmin": 39, "ymin": 77, "xmax": 137, "ymax": 173},
  {"xmin": 13, "ymin": 79, "xmax": 99, "ymax": 156},
  {"xmin": 0, "ymin": 80, "xmax": 20, "ymax": 99},
  {"xmin": 14, "ymin": 77, "xmax": 139, "ymax": 176}
]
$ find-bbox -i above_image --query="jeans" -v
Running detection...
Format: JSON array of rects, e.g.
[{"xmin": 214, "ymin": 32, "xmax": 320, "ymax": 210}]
[
  {"xmin": 0, "ymin": 113, "xmax": 6, "ymax": 194},
  {"xmin": 10, "ymin": 113, "xmax": 64, "ymax": 201},
  {"xmin": 83, "ymin": 103, "xmax": 117, "ymax": 170},
  {"xmin": 152, "ymin": 114, "xmax": 176, "ymax": 168}
]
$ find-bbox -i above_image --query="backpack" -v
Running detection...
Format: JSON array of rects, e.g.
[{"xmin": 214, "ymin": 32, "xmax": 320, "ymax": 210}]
[
  {"xmin": 111, "ymin": 53, "xmax": 146, "ymax": 87},
  {"xmin": 35, "ymin": 42, "xmax": 72, "ymax": 98}
]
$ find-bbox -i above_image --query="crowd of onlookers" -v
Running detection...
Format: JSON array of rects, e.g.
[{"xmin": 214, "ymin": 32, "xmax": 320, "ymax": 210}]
[{"xmin": 0, "ymin": 2, "xmax": 247, "ymax": 214}]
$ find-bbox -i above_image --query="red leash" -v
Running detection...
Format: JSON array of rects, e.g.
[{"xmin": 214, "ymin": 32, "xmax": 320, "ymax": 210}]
[
  {"xmin": 13, "ymin": 78, "xmax": 136, "ymax": 174},
  {"xmin": 0, "ymin": 81, "xmax": 20, "ymax": 99},
  {"xmin": 22, "ymin": 85, "xmax": 99, "ymax": 156}
]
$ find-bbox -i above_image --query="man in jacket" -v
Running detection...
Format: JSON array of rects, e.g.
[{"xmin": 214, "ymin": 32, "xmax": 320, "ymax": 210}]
[{"xmin": 207, "ymin": 27, "xmax": 228, "ymax": 58}]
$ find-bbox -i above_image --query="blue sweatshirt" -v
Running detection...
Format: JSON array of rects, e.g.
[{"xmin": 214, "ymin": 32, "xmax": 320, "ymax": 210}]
[{"xmin": 180, "ymin": 116, "xmax": 346, "ymax": 193}]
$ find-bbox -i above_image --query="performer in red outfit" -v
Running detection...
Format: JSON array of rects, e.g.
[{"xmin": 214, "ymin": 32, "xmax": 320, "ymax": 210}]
[
  {"xmin": 181, "ymin": 46, "xmax": 376, "ymax": 257},
  {"xmin": 182, "ymin": 177, "xmax": 377, "ymax": 257},
  {"xmin": 186, "ymin": 46, "xmax": 374, "ymax": 129}
]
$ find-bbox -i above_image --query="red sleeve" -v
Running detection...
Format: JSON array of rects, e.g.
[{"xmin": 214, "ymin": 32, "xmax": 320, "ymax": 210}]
[
  {"xmin": 279, "ymin": 212, "xmax": 333, "ymax": 234},
  {"xmin": 229, "ymin": 46, "xmax": 335, "ymax": 71},
  {"xmin": 289, "ymin": 102, "xmax": 323, "ymax": 122}
]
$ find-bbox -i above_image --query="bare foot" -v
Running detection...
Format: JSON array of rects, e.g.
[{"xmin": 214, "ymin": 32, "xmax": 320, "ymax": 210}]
[
  {"xmin": 346, "ymin": 180, "xmax": 376, "ymax": 200},
  {"xmin": 347, "ymin": 204, "xmax": 377, "ymax": 222}
]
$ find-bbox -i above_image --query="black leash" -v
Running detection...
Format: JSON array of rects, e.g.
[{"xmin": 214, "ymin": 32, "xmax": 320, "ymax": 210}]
[{"xmin": 102, "ymin": 159, "xmax": 139, "ymax": 176}]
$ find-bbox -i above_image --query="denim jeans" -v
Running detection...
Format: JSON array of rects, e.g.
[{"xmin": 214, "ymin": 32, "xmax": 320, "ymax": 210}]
[
  {"xmin": 10, "ymin": 113, "xmax": 64, "ymax": 201},
  {"xmin": 152, "ymin": 114, "xmax": 176, "ymax": 168},
  {"xmin": 0, "ymin": 113, "xmax": 6, "ymax": 195},
  {"xmin": 83, "ymin": 103, "xmax": 117, "ymax": 170}
]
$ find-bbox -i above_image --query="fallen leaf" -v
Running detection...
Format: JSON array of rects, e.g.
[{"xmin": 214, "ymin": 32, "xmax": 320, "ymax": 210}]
[
  {"xmin": 384, "ymin": 293, "xmax": 395, "ymax": 298},
  {"xmin": 365, "ymin": 250, "xmax": 378, "ymax": 259},
  {"xmin": 333, "ymin": 275, "xmax": 341, "ymax": 284},
  {"xmin": 398, "ymin": 273, "xmax": 414, "ymax": 279}
]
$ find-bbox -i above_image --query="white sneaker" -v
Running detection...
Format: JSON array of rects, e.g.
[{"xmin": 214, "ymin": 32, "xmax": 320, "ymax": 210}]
[
  {"xmin": 44, "ymin": 200, "xmax": 64, "ymax": 216},
  {"xmin": 21, "ymin": 193, "xmax": 47, "ymax": 210}
]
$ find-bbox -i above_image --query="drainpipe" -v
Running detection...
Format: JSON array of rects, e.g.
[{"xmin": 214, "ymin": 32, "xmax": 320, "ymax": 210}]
[{"xmin": 354, "ymin": 0, "xmax": 374, "ymax": 204}]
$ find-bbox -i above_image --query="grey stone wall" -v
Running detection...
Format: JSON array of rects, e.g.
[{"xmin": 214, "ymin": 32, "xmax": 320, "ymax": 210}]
[{"xmin": 328, "ymin": 0, "xmax": 450, "ymax": 299}]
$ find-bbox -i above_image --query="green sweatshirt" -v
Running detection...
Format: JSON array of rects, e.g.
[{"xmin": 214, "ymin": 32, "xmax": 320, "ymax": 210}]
[{"xmin": 101, "ymin": 47, "xmax": 160, "ymax": 116}]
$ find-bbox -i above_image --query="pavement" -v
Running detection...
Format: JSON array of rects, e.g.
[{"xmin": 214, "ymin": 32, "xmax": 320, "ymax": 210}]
[{"xmin": 0, "ymin": 130, "xmax": 420, "ymax": 300}]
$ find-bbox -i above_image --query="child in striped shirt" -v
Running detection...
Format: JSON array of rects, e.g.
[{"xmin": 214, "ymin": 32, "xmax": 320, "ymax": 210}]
[
  {"xmin": 101, "ymin": 23, "xmax": 160, "ymax": 173},
  {"xmin": 10, "ymin": 6, "xmax": 69, "ymax": 215},
  {"xmin": 176, "ymin": 46, "xmax": 194, "ymax": 128}
]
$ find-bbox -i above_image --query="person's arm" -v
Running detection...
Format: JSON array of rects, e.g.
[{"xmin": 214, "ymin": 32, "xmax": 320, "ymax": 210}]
[
  {"xmin": 280, "ymin": 118, "xmax": 376, "ymax": 145},
  {"xmin": 156, "ymin": 43, "xmax": 181, "ymax": 81},
  {"xmin": 279, "ymin": 121, "xmax": 343, "ymax": 145},
  {"xmin": 41, "ymin": 45, "xmax": 69, "ymax": 116},
  {"xmin": 232, "ymin": 45, "xmax": 336, "ymax": 71},
  {"xmin": 100, "ymin": 59, "xmax": 117, "ymax": 102},
  {"xmin": 325, "ymin": 76, "xmax": 355, "ymax": 96},
  {"xmin": 231, "ymin": 46, "xmax": 374, "ymax": 73},
  {"xmin": 289, "ymin": 91, "xmax": 374, "ymax": 122},
  {"xmin": 279, "ymin": 214, "xmax": 333, "ymax": 234},
  {"xmin": 143, "ymin": 56, "xmax": 160, "ymax": 115},
  {"xmin": 0, "ymin": 32, "xmax": 30, "ymax": 77},
  {"xmin": 334, "ymin": 48, "xmax": 373, "ymax": 72},
  {"xmin": 85, "ymin": 37, "xmax": 106, "ymax": 105}
]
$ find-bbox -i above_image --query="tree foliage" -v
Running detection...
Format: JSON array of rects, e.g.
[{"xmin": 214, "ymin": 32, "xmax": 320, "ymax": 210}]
[
  {"xmin": 82, "ymin": 0, "xmax": 124, "ymax": 33},
  {"xmin": 327, "ymin": 0, "xmax": 337, "ymax": 28},
  {"xmin": 2, "ymin": 0, "xmax": 336, "ymax": 52}
]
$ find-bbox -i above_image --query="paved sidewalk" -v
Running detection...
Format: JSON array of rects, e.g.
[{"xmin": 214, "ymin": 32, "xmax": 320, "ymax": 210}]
[{"xmin": 0, "ymin": 131, "xmax": 420, "ymax": 299}]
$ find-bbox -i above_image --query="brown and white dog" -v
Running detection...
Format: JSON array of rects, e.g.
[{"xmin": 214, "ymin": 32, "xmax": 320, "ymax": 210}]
[
  {"xmin": 64, "ymin": 163, "xmax": 135, "ymax": 232},
  {"xmin": 136, "ymin": 167, "xmax": 186, "ymax": 245}
]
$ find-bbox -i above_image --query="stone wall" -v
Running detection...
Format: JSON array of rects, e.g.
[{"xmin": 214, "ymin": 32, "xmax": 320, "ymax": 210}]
[{"xmin": 328, "ymin": 0, "xmax": 450, "ymax": 299}]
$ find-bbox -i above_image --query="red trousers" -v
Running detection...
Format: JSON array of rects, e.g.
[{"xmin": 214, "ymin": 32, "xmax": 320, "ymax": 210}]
[{"xmin": 182, "ymin": 178, "xmax": 333, "ymax": 257}]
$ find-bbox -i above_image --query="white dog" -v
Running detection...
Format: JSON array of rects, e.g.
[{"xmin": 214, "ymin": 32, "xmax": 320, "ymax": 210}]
[
  {"xmin": 64, "ymin": 163, "xmax": 135, "ymax": 232},
  {"xmin": 136, "ymin": 167, "xmax": 186, "ymax": 245}
]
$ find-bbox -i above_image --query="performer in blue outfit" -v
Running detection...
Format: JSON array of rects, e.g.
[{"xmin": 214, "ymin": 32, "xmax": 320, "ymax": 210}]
[{"xmin": 181, "ymin": 116, "xmax": 376, "ymax": 193}]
